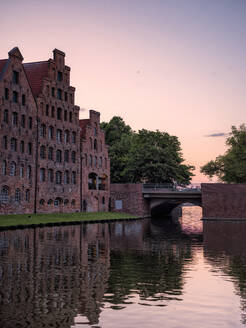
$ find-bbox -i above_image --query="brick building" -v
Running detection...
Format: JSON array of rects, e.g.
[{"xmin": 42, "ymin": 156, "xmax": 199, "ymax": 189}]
[
  {"xmin": 0, "ymin": 48, "xmax": 37, "ymax": 214},
  {"xmin": 80, "ymin": 110, "xmax": 110, "ymax": 212},
  {"xmin": 0, "ymin": 47, "xmax": 110, "ymax": 214}
]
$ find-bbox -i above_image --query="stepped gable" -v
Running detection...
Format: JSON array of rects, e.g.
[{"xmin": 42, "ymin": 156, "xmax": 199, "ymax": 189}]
[
  {"xmin": 0, "ymin": 59, "xmax": 8, "ymax": 80},
  {"xmin": 24, "ymin": 61, "xmax": 49, "ymax": 97},
  {"xmin": 79, "ymin": 119, "xmax": 90, "ymax": 138}
]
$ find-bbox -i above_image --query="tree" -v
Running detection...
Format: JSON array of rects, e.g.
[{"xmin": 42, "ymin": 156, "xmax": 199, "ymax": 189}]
[
  {"xmin": 101, "ymin": 116, "xmax": 194, "ymax": 185},
  {"xmin": 200, "ymin": 124, "xmax": 246, "ymax": 183}
]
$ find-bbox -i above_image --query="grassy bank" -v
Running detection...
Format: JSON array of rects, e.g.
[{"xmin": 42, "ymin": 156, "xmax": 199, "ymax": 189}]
[{"xmin": 0, "ymin": 212, "xmax": 139, "ymax": 228}]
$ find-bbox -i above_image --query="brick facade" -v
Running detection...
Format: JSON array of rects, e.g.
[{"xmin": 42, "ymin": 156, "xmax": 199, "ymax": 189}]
[
  {"xmin": 80, "ymin": 110, "xmax": 110, "ymax": 212},
  {"xmin": 0, "ymin": 47, "xmax": 110, "ymax": 214},
  {"xmin": 201, "ymin": 183, "xmax": 246, "ymax": 219},
  {"xmin": 110, "ymin": 183, "xmax": 150, "ymax": 217}
]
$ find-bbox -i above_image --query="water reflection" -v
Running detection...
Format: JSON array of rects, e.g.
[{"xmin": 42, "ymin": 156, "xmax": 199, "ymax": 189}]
[{"xmin": 1, "ymin": 210, "xmax": 246, "ymax": 327}]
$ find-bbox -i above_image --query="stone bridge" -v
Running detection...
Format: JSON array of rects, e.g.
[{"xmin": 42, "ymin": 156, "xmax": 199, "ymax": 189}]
[{"xmin": 142, "ymin": 184, "xmax": 202, "ymax": 216}]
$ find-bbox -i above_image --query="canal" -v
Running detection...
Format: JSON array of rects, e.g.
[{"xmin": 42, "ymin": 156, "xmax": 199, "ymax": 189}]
[{"xmin": 1, "ymin": 207, "xmax": 246, "ymax": 327}]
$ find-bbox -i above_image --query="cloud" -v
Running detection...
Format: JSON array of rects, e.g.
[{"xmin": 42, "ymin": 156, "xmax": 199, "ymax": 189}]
[{"xmin": 205, "ymin": 132, "xmax": 228, "ymax": 137}]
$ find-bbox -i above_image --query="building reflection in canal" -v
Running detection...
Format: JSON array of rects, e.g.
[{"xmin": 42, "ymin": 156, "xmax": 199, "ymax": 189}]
[{"xmin": 2, "ymin": 212, "xmax": 246, "ymax": 327}]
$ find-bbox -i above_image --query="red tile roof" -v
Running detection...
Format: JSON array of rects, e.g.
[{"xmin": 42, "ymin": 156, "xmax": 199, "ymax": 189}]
[
  {"xmin": 23, "ymin": 61, "xmax": 49, "ymax": 97},
  {"xmin": 0, "ymin": 59, "xmax": 8, "ymax": 79}
]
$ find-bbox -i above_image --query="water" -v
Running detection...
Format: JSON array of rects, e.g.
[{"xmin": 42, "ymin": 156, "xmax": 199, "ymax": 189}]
[{"xmin": 1, "ymin": 207, "xmax": 246, "ymax": 327}]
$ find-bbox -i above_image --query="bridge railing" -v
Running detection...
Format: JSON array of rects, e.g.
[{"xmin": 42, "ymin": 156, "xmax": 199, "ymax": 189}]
[{"xmin": 142, "ymin": 183, "xmax": 201, "ymax": 192}]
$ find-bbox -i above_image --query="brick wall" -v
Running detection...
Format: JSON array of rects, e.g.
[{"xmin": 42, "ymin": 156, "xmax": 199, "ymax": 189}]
[
  {"xmin": 201, "ymin": 183, "xmax": 246, "ymax": 219},
  {"xmin": 110, "ymin": 183, "xmax": 150, "ymax": 217}
]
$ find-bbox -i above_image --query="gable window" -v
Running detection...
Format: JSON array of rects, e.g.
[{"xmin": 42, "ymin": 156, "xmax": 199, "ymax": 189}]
[
  {"xmin": 64, "ymin": 170, "xmax": 69, "ymax": 184},
  {"xmin": 13, "ymin": 71, "xmax": 19, "ymax": 84},
  {"xmin": 48, "ymin": 126, "xmax": 54, "ymax": 139},
  {"xmin": 46, "ymin": 104, "xmax": 49, "ymax": 116},
  {"xmin": 27, "ymin": 165, "xmax": 32, "ymax": 180},
  {"xmin": 57, "ymin": 71, "xmax": 63, "ymax": 81},
  {"xmin": 51, "ymin": 106, "xmax": 55, "ymax": 117},
  {"xmin": 94, "ymin": 139, "xmax": 97, "ymax": 150},
  {"xmin": 71, "ymin": 171, "xmax": 76, "ymax": 184},
  {"xmin": 64, "ymin": 110, "xmax": 67, "ymax": 121},
  {"xmin": 2, "ymin": 161, "xmax": 7, "ymax": 175},
  {"xmin": 65, "ymin": 92, "xmax": 68, "ymax": 102},
  {"xmin": 64, "ymin": 130, "xmax": 69, "ymax": 143},
  {"xmin": 20, "ymin": 165, "xmax": 24, "ymax": 178},
  {"xmin": 13, "ymin": 91, "xmax": 18, "ymax": 103},
  {"xmin": 52, "ymin": 87, "xmax": 55, "ymax": 97},
  {"xmin": 3, "ymin": 109, "xmax": 8, "ymax": 123},
  {"xmin": 69, "ymin": 112, "xmax": 72, "ymax": 123}
]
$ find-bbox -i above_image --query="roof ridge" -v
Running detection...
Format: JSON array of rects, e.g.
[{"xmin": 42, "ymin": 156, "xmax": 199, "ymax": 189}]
[{"xmin": 24, "ymin": 60, "xmax": 49, "ymax": 65}]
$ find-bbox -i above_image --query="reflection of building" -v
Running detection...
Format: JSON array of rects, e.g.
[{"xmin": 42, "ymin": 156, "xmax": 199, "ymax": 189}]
[
  {"xmin": 0, "ymin": 47, "xmax": 110, "ymax": 214},
  {"xmin": 0, "ymin": 224, "xmax": 110, "ymax": 327},
  {"xmin": 80, "ymin": 110, "xmax": 110, "ymax": 212}
]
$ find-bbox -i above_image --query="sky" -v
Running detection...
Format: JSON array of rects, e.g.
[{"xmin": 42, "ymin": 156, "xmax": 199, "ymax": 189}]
[{"xmin": 1, "ymin": 0, "xmax": 246, "ymax": 183}]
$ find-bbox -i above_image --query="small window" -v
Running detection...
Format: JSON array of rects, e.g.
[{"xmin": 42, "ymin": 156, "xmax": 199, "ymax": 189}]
[
  {"xmin": 57, "ymin": 89, "xmax": 62, "ymax": 100},
  {"xmin": 102, "ymin": 196, "xmax": 105, "ymax": 205},
  {"xmin": 28, "ymin": 117, "xmax": 32, "ymax": 129},
  {"xmin": 40, "ymin": 168, "xmax": 45, "ymax": 182},
  {"xmin": 64, "ymin": 199, "xmax": 69, "ymax": 205},
  {"xmin": 20, "ymin": 165, "xmax": 24, "ymax": 178},
  {"xmin": 64, "ymin": 150, "xmax": 69, "ymax": 162},
  {"xmin": 13, "ymin": 91, "xmax": 18, "ymax": 103},
  {"xmin": 89, "ymin": 155, "xmax": 92, "ymax": 167},
  {"xmin": 48, "ymin": 199, "xmax": 53, "ymax": 205},
  {"xmin": 48, "ymin": 126, "xmax": 54, "ymax": 139},
  {"xmin": 27, "ymin": 165, "xmax": 32, "ymax": 180},
  {"xmin": 20, "ymin": 140, "xmax": 24, "ymax": 153},
  {"xmin": 99, "ymin": 157, "xmax": 102, "ymax": 167},
  {"xmin": 10, "ymin": 161, "xmax": 16, "ymax": 176},
  {"xmin": 15, "ymin": 189, "xmax": 21, "ymax": 203},
  {"xmin": 40, "ymin": 145, "xmax": 46, "ymax": 159},
  {"xmin": 71, "ymin": 171, "xmax": 76, "ymax": 184},
  {"xmin": 56, "ymin": 150, "xmax": 62, "ymax": 163},
  {"xmin": 39, "ymin": 199, "xmax": 45, "ymax": 205},
  {"xmin": 94, "ymin": 156, "xmax": 97, "ymax": 167},
  {"xmin": 51, "ymin": 106, "xmax": 55, "ymax": 118},
  {"xmin": 71, "ymin": 199, "xmax": 76, "ymax": 205},
  {"xmin": 64, "ymin": 130, "xmax": 69, "ymax": 143},
  {"xmin": 10, "ymin": 138, "xmax": 17, "ymax": 151},
  {"xmin": 5, "ymin": 88, "xmax": 9, "ymax": 100},
  {"xmin": 48, "ymin": 147, "xmax": 53, "ymax": 160},
  {"xmin": 46, "ymin": 105, "xmax": 49, "ymax": 116},
  {"xmin": 90, "ymin": 137, "xmax": 92, "ymax": 149},
  {"xmin": 64, "ymin": 110, "xmax": 67, "ymax": 121},
  {"xmin": 64, "ymin": 170, "xmax": 69, "ymax": 184},
  {"xmin": 56, "ymin": 171, "xmax": 62, "ymax": 184},
  {"xmin": 69, "ymin": 112, "xmax": 73, "ymax": 123},
  {"xmin": 56, "ymin": 129, "xmax": 62, "ymax": 142},
  {"xmin": 2, "ymin": 160, "xmax": 7, "ymax": 175},
  {"xmin": 22, "ymin": 94, "xmax": 26, "ymax": 106},
  {"xmin": 25, "ymin": 189, "xmax": 30, "ymax": 202},
  {"xmin": 40, "ymin": 124, "xmax": 46, "ymax": 138},
  {"xmin": 57, "ymin": 71, "xmax": 63, "ymax": 81},
  {"xmin": 3, "ymin": 136, "xmax": 7, "ymax": 150},
  {"xmin": 3, "ymin": 109, "xmax": 8, "ymax": 123},
  {"xmin": 85, "ymin": 154, "xmax": 87, "ymax": 166},
  {"xmin": 48, "ymin": 169, "xmax": 54, "ymax": 182},
  {"xmin": 57, "ymin": 107, "xmax": 62, "ymax": 120},
  {"xmin": 94, "ymin": 139, "xmax": 97, "ymax": 150},
  {"xmin": 13, "ymin": 71, "xmax": 19, "ymax": 84},
  {"xmin": 21, "ymin": 115, "xmax": 25, "ymax": 128},
  {"xmin": 52, "ymin": 87, "xmax": 55, "ymax": 97},
  {"xmin": 28, "ymin": 142, "xmax": 32, "ymax": 155},
  {"xmin": 1, "ymin": 185, "xmax": 9, "ymax": 203},
  {"xmin": 105, "ymin": 158, "xmax": 107, "ymax": 169},
  {"xmin": 71, "ymin": 151, "xmax": 76, "ymax": 163},
  {"xmin": 72, "ymin": 132, "xmax": 76, "ymax": 143},
  {"xmin": 12, "ymin": 112, "xmax": 18, "ymax": 125},
  {"xmin": 65, "ymin": 92, "xmax": 68, "ymax": 102}
]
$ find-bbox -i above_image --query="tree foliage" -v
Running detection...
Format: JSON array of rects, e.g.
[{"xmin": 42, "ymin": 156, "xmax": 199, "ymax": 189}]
[
  {"xmin": 101, "ymin": 116, "xmax": 194, "ymax": 185},
  {"xmin": 200, "ymin": 124, "xmax": 246, "ymax": 183}
]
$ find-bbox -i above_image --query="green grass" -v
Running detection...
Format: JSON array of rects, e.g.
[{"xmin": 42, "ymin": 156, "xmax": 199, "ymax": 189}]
[{"xmin": 0, "ymin": 212, "xmax": 139, "ymax": 228}]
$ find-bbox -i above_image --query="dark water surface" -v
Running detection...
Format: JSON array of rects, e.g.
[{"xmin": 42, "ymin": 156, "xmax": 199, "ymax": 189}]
[{"xmin": 1, "ymin": 207, "xmax": 246, "ymax": 327}]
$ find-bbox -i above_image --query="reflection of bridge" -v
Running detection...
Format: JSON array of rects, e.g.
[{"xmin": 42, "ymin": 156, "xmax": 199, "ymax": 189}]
[{"xmin": 142, "ymin": 184, "xmax": 202, "ymax": 216}]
